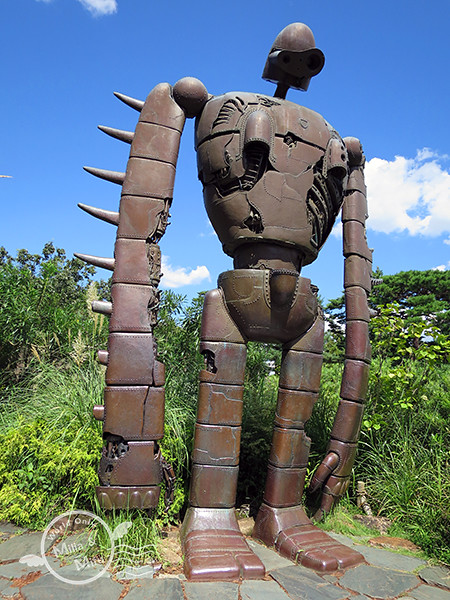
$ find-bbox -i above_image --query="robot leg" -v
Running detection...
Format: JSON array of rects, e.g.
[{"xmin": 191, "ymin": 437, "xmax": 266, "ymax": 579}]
[
  {"xmin": 253, "ymin": 314, "xmax": 364, "ymax": 571},
  {"xmin": 180, "ymin": 288, "xmax": 265, "ymax": 581}
]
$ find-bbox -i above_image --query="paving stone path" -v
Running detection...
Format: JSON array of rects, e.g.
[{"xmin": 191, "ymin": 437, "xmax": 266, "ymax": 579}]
[{"xmin": 0, "ymin": 521, "xmax": 449, "ymax": 599}]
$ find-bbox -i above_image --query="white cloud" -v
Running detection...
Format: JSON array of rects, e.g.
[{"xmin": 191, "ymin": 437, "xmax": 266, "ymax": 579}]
[
  {"xmin": 77, "ymin": 0, "xmax": 117, "ymax": 15},
  {"xmin": 444, "ymin": 237, "xmax": 450, "ymax": 246},
  {"xmin": 365, "ymin": 149, "xmax": 450, "ymax": 237},
  {"xmin": 160, "ymin": 256, "xmax": 211, "ymax": 289},
  {"xmin": 331, "ymin": 222, "xmax": 342, "ymax": 238},
  {"xmin": 432, "ymin": 262, "xmax": 450, "ymax": 271},
  {"xmin": 35, "ymin": 0, "xmax": 117, "ymax": 16}
]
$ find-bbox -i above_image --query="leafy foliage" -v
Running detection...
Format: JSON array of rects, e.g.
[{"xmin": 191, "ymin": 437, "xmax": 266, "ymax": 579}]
[
  {"xmin": 371, "ymin": 269, "xmax": 450, "ymax": 335},
  {"xmin": 324, "ymin": 268, "xmax": 450, "ymax": 361},
  {"xmin": 0, "ymin": 243, "xmax": 108, "ymax": 380}
]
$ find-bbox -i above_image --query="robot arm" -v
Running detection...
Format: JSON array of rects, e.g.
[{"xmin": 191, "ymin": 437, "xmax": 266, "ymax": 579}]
[
  {"xmin": 309, "ymin": 137, "xmax": 372, "ymax": 520},
  {"xmin": 76, "ymin": 78, "xmax": 208, "ymax": 510}
]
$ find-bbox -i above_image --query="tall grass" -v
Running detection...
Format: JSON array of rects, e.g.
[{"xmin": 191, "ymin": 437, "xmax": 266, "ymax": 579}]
[
  {"xmin": 356, "ymin": 361, "xmax": 450, "ymax": 563},
  {"xmin": 0, "ymin": 360, "xmax": 104, "ymax": 527}
]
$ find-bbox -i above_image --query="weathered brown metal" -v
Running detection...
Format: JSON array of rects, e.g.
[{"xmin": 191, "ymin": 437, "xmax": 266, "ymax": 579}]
[
  {"xmin": 181, "ymin": 508, "xmax": 265, "ymax": 581},
  {"xmin": 198, "ymin": 341, "xmax": 247, "ymax": 385},
  {"xmin": 191, "ymin": 424, "xmax": 241, "ymax": 466},
  {"xmin": 263, "ymin": 465, "xmax": 307, "ymax": 507},
  {"xmin": 331, "ymin": 400, "xmax": 364, "ymax": 443},
  {"xmin": 217, "ymin": 270, "xmax": 317, "ymax": 344},
  {"xmin": 200, "ymin": 289, "xmax": 246, "ymax": 344},
  {"xmin": 278, "ymin": 349, "xmax": 323, "ymax": 391},
  {"xmin": 341, "ymin": 191, "xmax": 368, "ymax": 223},
  {"xmin": 97, "ymin": 485, "xmax": 160, "ymax": 510},
  {"xmin": 109, "ymin": 284, "xmax": 154, "ymax": 332},
  {"xmin": 104, "ymin": 333, "xmax": 155, "ymax": 385},
  {"xmin": 340, "ymin": 359, "xmax": 370, "ymax": 401},
  {"xmin": 117, "ymin": 196, "xmax": 169, "ymax": 241},
  {"xmin": 345, "ymin": 286, "xmax": 370, "ymax": 322},
  {"xmin": 344, "ymin": 255, "xmax": 372, "ymax": 292},
  {"xmin": 113, "ymin": 91, "xmax": 144, "ymax": 112},
  {"xmin": 83, "ymin": 166, "xmax": 125, "ymax": 185},
  {"xmin": 74, "ymin": 253, "xmax": 115, "ymax": 271},
  {"xmin": 77, "ymin": 202, "xmax": 120, "ymax": 225},
  {"xmin": 103, "ymin": 386, "xmax": 164, "ymax": 440},
  {"xmin": 274, "ymin": 389, "xmax": 318, "ymax": 429},
  {"xmin": 253, "ymin": 504, "xmax": 364, "ymax": 571},
  {"xmin": 189, "ymin": 464, "xmax": 239, "ymax": 508},
  {"xmin": 91, "ymin": 300, "xmax": 113, "ymax": 315},
  {"xmin": 268, "ymin": 428, "xmax": 310, "ymax": 468},
  {"xmin": 98, "ymin": 125, "xmax": 134, "ymax": 144},
  {"xmin": 77, "ymin": 21, "xmax": 372, "ymax": 581},
  {"xmin": 343, "ymin": 221, "xmax": 372, "ymax": 260},
  {"xmin": 197, "ymin": 382, "xmax": 244, "ymax": 426}
]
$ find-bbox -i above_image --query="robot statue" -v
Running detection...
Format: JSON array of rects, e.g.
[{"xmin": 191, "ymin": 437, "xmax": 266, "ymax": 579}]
[{"xmin": 76, "ymin": 23, "xmax": 372, "ymax": 581}]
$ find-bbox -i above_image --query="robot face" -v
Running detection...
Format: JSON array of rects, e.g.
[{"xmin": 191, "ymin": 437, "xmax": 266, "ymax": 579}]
[{"xmin": 262, "ymin": 23, "xmax": 325, "ymax": 92}]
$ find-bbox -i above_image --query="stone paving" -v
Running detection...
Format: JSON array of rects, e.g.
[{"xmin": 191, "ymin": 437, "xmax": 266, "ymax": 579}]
[{"xmin": 0, "ymin": 521, "xmax": 449, "ymax": 599}]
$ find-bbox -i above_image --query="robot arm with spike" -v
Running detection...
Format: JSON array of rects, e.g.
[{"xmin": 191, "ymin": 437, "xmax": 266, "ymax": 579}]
[
  {"xmin": 309, "ymin": 137, "xmax": 372, "ymax": 520},
  {"xmin": 76, "ymin": 78, "xmax": 208, "ymax": 510}
]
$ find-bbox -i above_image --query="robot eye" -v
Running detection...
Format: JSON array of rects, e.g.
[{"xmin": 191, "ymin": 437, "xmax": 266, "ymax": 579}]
[{"xmin": 307, "ymin": 53, "xmax": 322, "ymax": 71}]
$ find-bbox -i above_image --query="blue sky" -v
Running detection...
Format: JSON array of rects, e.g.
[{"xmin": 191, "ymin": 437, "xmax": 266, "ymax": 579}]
[{"xmin": 1, "ymin": 0, "xmax": 449, "ymax": 303}]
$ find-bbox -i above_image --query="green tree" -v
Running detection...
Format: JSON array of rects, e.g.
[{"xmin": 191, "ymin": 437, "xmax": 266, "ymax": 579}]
[
  {"xmin": 324, "ymin": 268, "xmax": 450, "ymax": 361},
  {"xmin": 0, "ymin": 243, "xmax": 108, "ymax": 379},
  {"xmin": 371, "ymin": 269, "xmax": 450, "ymax": 334}
]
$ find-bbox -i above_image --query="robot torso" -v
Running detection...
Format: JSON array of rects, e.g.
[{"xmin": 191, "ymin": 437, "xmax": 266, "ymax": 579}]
[{"xmin": 195, "ymin": 92, "xmax": 349, "ymax": 267}]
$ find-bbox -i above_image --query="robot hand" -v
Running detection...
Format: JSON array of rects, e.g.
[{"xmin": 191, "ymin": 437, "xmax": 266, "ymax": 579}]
[{"xmin": 309, "ymin": 442, "xmax": 356, "ymax": 520}]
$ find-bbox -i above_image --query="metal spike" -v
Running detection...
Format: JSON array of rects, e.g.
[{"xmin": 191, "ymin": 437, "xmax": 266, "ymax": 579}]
[
  {"xmin": 93, "ymin": 405, "xmax": 105, "ymax": 420},
  {"xmin": 78, "ymin": 203, "xmax": 119, "ymax": 226},
  {"xmin": 97, "ymin": 350, "xmax": 109, "ymax": 365},
  {"xmin": 83, "ymin": 166, "xmax": 125, "ymax": 185},
  {"xmin": 91, "ymin": 300, "xmax": 113, "ymax": 315},
  {"xmin": 98, "ymin": 125, "xmax": 134, "ymax": 144},
  {"xmin": 113, "ymin": 91, "xmax": 144, "ymax": 112},
  {"xmin": 369, "ymin": 308, "xmax": 379, "ymax": 319},
  {"xmin": 74, "ymin": 253, "xmax": 115, "ymax": 271}
]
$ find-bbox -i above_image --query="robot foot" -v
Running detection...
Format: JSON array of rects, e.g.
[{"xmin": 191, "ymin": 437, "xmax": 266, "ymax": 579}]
[
  {"xmin": 181, "ymin": 507, "xmax": 265, "ymax": 581},
  {"xmin": 253, "ymin": 503, "xmax": 364, "ymax": 572}
]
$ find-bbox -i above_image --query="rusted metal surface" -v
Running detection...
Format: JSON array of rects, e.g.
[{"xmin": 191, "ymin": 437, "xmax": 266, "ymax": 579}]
[
  {"xmin": 97, "ymin": 485, "xmax": 160, "ymax": 510},
  {"xmin": 103, "ymin": 386, "xmax": 164, "ymax": 440},
  {"xmin": 331, "ymin": 400, "xmax": 364, "ymax": 443},
  {"xmin": 268, "ymin": 428, "xmax": 311, "ymax": 468},
  {"xmin": 340, "ymin": 358, "xmax": 370, "ymax": 401},
  {"xmin": 189, "ymin": 464, "xmax": 239, "ymax": 508},
  {"xmin": 278, "ymin": 349, "xmax": 323, "ymax": 391},
  {"xmin": 191, "ymin": 424, "xmax": 241, "ymax": 466},
  {"xmin": 274, "ymin": 389, "xmax": 318, "ymax": 429},
  {"xmin": 200, "ymin": 288, "xmax": 246, "ymax": 344},
  {"xmin": 181, "ymin": 508, "xmax": 265, "ymax": 581},
  {"xmin": 253, "ymin": 504, "xmax": 364, "ymax": 571},
  {"xmin": 197, "ymin": 382, "xmax": 244, "ymax": 426},
  {"xmin": 345, "ymin": 320, "xmax": 372, "ymax": 363},
  {"xmin": 198, "ymin": 341, "xmax": 247, "ymax": 385},
  {"xmin": 218, "ymin": 270, "xmax": 317, "ymax": 344},
  {"xmin": 345, "ymin": 286, "xmax": 371, "ymax": 322},
  {"xmin": 263, "ymin": 464, "xmax": 307, "ymax": 507}
]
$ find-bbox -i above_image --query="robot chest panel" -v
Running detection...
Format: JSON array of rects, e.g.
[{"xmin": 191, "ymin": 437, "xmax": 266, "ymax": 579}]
[{"xmin": 195, "ymin": 92, "xmax": 330, "ymax": 185}]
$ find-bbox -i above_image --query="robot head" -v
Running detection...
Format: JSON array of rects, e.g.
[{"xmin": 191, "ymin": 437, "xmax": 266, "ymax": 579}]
[{"xmin": 262, "ymin": 23, "xmax": 324, "ymax": 93}]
